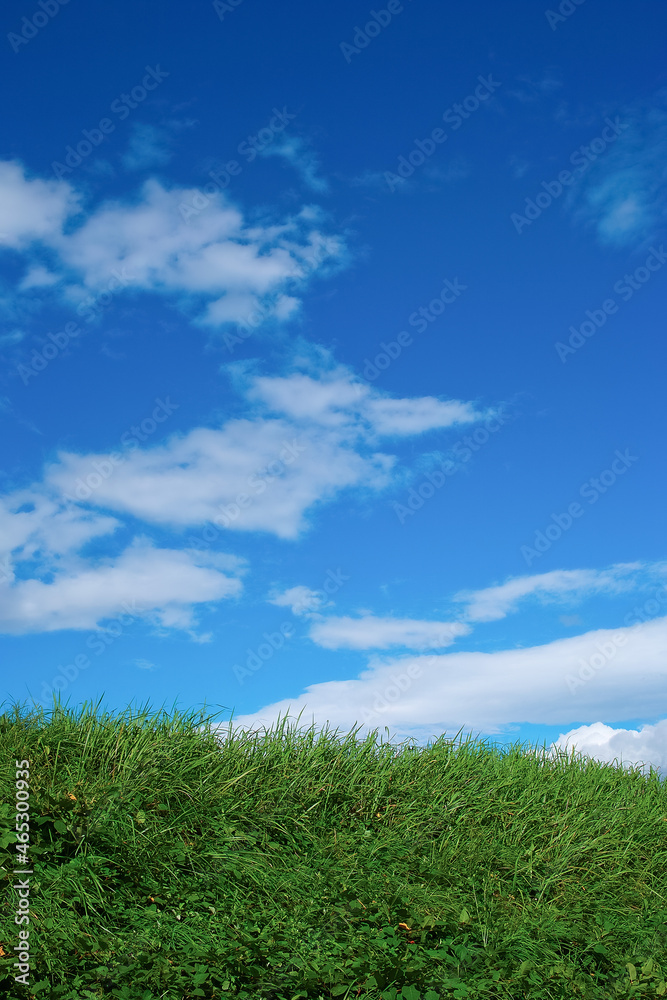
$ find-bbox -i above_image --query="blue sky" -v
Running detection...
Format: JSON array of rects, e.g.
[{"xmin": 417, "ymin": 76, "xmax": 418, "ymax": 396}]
[{"xmin": 1, "ymin": 0, "xmax": 666, "ymax": 778}]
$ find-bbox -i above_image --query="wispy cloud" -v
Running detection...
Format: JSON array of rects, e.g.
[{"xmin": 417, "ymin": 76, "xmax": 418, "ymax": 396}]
[
  {"xmin": 351, "ymin": 158, "xmax": 469, "ymax": 195},
  {"xmin": 506, "ymin": 74, "xmax": 562, "ymax": 105},
  {"xmin": 0, "ymin": 329, "xmax": 25, "ymax": 346},
  {"xmin": 135, "ymin": 658, "xmax": 157, "ymax": 671},
  {"xmin": 454, "ymin": 564, "xmax": 646, "ymax": 622},
  {"xmin": 246, "ymin": 368, "xmax": 495, "ymax": 436},
  {"xmin": 308, "ymin": 615, "xmax": 470, "ymax": 650},
  {"xmin": 261, "ymin": 136, "xmax": 329, "ymax": 193},
  {"xmin": 122, "ymin": 123, "xmax": 172, "ymax": 171},
  {"xmin": 570, "ymin": 91, "xmax": 667, "ymax": 247}
]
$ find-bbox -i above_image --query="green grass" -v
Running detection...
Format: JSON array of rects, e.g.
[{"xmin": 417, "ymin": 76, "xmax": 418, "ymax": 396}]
[{"xmin": 1, "ymin": 696, "xmax": 666, "ymax": 999}]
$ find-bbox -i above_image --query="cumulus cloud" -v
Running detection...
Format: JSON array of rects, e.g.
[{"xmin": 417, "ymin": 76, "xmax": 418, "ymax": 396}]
[
  {"xmin": 455, "ymin": 564, "xmax": 645, "ymax": 622},
  {"xmin": 0, "ymin": 160, "xmax": 345, "ymax": 329},
  {"xmin": 308, "ymin": 616, "xmax": 470, "ymax": 650},
  {"xmin": 545, "ymin": 719, "xmax": 667, "ymax": 781}
]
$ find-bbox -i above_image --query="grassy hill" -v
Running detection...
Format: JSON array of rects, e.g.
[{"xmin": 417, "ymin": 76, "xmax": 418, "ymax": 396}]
[{"xmin": 1, "ymin": 697, "xmax": 666, "ymax": 999}]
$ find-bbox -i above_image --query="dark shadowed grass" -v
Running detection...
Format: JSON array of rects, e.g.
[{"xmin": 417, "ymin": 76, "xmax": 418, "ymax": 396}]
[{"xmin": 1, "ymin": 695, "xmax": 666, "ymax": 999}]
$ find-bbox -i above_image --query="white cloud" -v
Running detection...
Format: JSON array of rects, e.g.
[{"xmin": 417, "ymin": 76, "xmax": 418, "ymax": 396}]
[
  {"xmin": 247, "ymin": 369, "xmax": 492, "ymax": 437},
  {"xmin": 56, "ymin": 180, "xmax": 298, "ymax": 313},
  {"xmin": 135, "ymin": 658, "xmax": 157, "ymax": 671},
  {"xmin": 308, "ymin": 615, "xmax": 471, "ymax": 650},
  {"xmin": 269, "ymin": 585, "xmax": 329, "ymax": 617},
  {"xmin": 364, "ymin": 397, "xmax": 492, "ymax": 436},
  {"xmin": 222, "ymin": 617, "xmax": 667, "ymax": 779},
  {"xmin": 456, "ymin": 564, "xmax": 644, "ymax": 622},
  {"xmin": 0, "ymin": 489, "xmax": 120, "ymax": 577},
  {"xmin": 19, "ymin": 266, "xmax": 60, "ymax": 290},
  {"xmin": 43, "ymin": 361, "xmax": 494, "ymax": 539},
  {"xmin": 0, "ymin": 539, "xmax": 242, "ymax": 634},
  {"xmin": 0, "ymin": 160, "xmax": 345, "ymax": 329},
  {"xmin": 546, "ymin": 719, "xmax": 667, "ymax": 781},
  {"xmin": 247, "ymin": 371, "xmax": 365, "ymax": 427},
  {"xmin": 45, "ymin": 417, "xmax": 395, "ymax": 539},
  {"xmin": 0, "ymin": 350, "xmax": 497, "ymax": 632},
  {"xmin": 0, "ymin": 161, "xmax": 78, "ymax": 249},
  {"xmin": 0, "ymin": 484, "xmax": 246, "ymax": 635}
]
